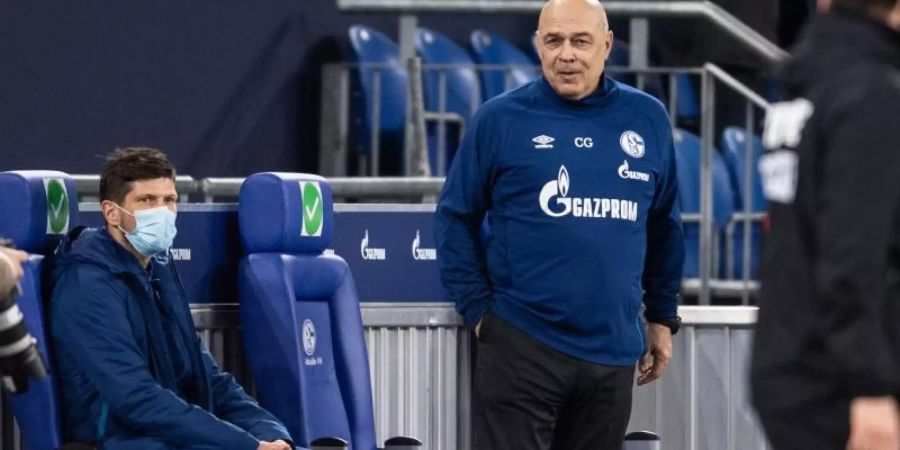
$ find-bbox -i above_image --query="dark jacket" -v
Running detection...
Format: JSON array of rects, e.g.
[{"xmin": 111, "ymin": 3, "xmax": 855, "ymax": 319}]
[
  {"xmin": 751, "ymin": 12, "xmax": 900, "ymax": 412},
  {"xmin": 50, "ymin": 227, "xmax": 292, "ymax": 449}
]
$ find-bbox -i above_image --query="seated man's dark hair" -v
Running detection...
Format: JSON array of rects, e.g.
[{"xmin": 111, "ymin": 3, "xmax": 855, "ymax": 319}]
[{"xmin": 99, "ymin": 147, "xmax": 176, "ymax": 204}]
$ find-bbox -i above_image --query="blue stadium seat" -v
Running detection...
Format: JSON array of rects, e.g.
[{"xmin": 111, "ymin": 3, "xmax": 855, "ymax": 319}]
[
  {"xmin": 416, "ymin": 28, "xmax": 482, "ymax": 175},
  {"xmin": 673, "ymin": 73, "xmax": 700, "ymax": 126},
  {"xmin": 348, "ymin": 25, "xmax": 408, "ymax": 175},
  {"xmin": 469, "ymin": 29, "xmax": 539, "ymax": 100},
  {"xmin": 672, "ymin": 129, "xmax": 735, "ymax": 279},
  {"xmin": 0, "ymin": 171, "xmax": 79, "ymax": 450},
  {"xmin": 720, "ymin": 127, "xmax": 766, "ymax": 279},
  {"xmin": 237, "ymin": 173, "xmax": 420, "ymax": 450}
]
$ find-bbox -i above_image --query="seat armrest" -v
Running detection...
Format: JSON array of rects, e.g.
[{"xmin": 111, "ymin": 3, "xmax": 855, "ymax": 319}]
[
  {"xmin": 383, "ymin": 435, "xmax": 423, "ymax": 449},
  {"xmin": 623, "ymin": 430, "xmax": 660, "ymax": 450},
  {"xmin": 309, "ymin": 436, "xmax": 349, "ymax": 449}
]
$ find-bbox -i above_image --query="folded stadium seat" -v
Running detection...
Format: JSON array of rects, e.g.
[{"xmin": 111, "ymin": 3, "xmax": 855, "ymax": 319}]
[
  {"xmin": 237, "ymin": 173, "xmax": 421, "ymax": 450},
  {"xmin": 416, "ymin": 28, "xmax": 482, "ymax": 175},
  {"xmin": 348, "ymin": 25, "xmax": 409, "ymax": 175},
  {"xmin": 720, "ymin": 127, "xmax": 767, "ymax": 280},
  {"xmin": 0, "ymin": 171, "xmax": 89, "ymax": 450},
  {"xmin": 469, "ymin": 29, "xmax": 539, "ymax": 100},
  {"xmin": 672, "ymin": 129, "xmax": 736, "ymax": 280}
]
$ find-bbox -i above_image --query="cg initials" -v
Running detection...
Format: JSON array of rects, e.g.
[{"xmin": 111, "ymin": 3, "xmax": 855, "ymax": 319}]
[{"xmin": 574, "ymin": 137, "xmax": 593, "ymax": 148}]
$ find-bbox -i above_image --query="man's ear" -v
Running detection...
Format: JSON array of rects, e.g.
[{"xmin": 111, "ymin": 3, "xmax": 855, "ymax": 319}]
[
  {"xmin": 606, "ymin": 30, "xmax": 614, "ymax": 58},
  {"xmin": 101, "ymin": 201, "xmax": 120, "ymax": 227}
]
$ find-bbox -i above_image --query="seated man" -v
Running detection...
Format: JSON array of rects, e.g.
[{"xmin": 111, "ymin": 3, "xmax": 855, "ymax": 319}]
[{"xmin": 50, "ymin": 147, "xmax": 293, "ymax": 450}]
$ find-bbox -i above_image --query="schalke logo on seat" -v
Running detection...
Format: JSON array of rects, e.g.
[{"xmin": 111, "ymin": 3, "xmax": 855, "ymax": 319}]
[{"xmin": 302, "ymin": 319, "xmax": 317, "ymax": 356}]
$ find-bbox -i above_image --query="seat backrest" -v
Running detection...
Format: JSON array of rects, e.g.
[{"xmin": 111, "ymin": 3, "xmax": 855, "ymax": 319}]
[
  {"xmin": 237, "ymin": 173, "xmax": 377, "ymax": 450},
  {"xmin": 347, "ymin": 25, "xmax": 409, "ymax": 168},
  {"xmin": 672, "ymin": 129, "xmax": 735, "ymax": 278},
  {"xmin": 721, "ymin": 127, "xmax": 766, "ymax": 212},
  {"xmin": 416, "ymin": 28, "xmax": 482, "ymax": 174},
  {"xmin": 416, "ymin": 28, "xmax": 481, "ymax": 121},
  {"xmin": 0, "ymin": 170, "xmax": 79, "ymax": 450},
  {"xmin": 469, "ymin": 29, "xmax": 538, "ymax": 100}
]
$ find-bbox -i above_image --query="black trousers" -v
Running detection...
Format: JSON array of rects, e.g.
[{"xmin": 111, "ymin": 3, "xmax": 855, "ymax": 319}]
[
  {"xmin": 473, "ymin": 312, "xmax": 635, "ymax": 450},
  {"xmin": 756, "ymin": 396, "xmax": 851, "ymax": 450}
]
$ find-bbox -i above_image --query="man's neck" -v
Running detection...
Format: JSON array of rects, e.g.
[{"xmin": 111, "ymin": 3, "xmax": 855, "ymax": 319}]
[{"xmin": 107, "ymin": 225, "xmax": 150, "ymax": 268}]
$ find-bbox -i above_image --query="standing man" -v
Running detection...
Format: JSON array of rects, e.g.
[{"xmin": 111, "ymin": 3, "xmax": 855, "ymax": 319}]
[
  {"xmin": 435, "ymin": 1, "xmax": 685, "ymax": 449},
  {"xmin": 50, "ymin": 148, "xmax": 294, "ymax": 450},
  {"xmin": 751, "ymin": 1, "xmax": 900, "ymax": 450}
]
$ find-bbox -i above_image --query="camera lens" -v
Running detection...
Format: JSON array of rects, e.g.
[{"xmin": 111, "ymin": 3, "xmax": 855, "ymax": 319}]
[{"xmin": 0, "ymin": 293, "xmax": 47, "ymax": 393}]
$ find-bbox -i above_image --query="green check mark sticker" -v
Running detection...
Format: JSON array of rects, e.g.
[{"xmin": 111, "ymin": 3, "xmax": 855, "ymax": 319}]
[
  {"xmin": 45, "ymin": 178, "xmax": 69, "ymax": 234},
  {"xmin": 300, "ymin": 181, "xmax": 323, "ymax": 237}
]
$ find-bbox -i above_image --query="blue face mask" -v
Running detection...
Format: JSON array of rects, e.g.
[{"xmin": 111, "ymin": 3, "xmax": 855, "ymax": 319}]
[{"xmin": 115, "ymin": 205, "xmax": 178, "ymax": 257}]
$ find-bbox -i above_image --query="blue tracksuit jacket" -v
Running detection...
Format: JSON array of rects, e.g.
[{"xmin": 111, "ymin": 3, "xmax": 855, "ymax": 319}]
[{"xmin": 435, "ymin": 75, "xmax": 685, "ymax": 365}]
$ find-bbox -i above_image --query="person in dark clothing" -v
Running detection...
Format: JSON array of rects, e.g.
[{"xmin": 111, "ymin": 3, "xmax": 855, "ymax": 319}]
[
  {"xmin": 50, "ymin": 148, "xmax": 294, "ymax": 450},
  {"xmin": 435, "ymin": 1, "xmax": 685, "ymax": 449},
  {"xmin": 751, "ymin": 1, "xmax": 900, "ymax": 449}
]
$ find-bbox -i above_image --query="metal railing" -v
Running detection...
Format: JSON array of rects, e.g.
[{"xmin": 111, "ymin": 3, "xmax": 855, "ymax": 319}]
[
  {"xmin": 698, "ymin": 63, "xmax": 770, "ymax": 304},
  {"xmin": 336, "ymin": 1, "xmax": 789, "ymax": 65},
  {"xmin": 72, "ymin": 175, "xmax": 201, "ymax": 202},
  {"xmin": 200, "ymin": 176, "xmax": 446, "ymax": 202}
]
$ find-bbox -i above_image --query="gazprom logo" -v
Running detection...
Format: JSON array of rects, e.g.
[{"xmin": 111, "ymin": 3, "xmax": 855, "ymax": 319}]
[
  {"xmin": 538, "ymin": 166, "xmax": 639, "ymax": 222},
  {"xmin": 44, "ymin": 178, "xmax": 69, "ymax": 234},
  {"xmin": 617, "ymin": 160, "xmax": 650, "ymax": 182},
  {"xmin": 360, "ymin": 229, "xmax": 386, "ymax": 261},
  {"xmin": 412, "ymin": 230, "xmax": 437, "ymax": 261},
  {"xmin": 539, "ymin": 166, "xmax": 572, "ymax": 217}
]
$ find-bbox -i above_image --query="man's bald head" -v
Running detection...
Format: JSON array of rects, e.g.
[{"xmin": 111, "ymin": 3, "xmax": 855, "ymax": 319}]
[
  {"xmin": 539, "ymin": 0, "xmax": 609, "ymax": 34},
  {"xmin": 536, "ymin": 0, "xmax": 614, "ymax": 100}
]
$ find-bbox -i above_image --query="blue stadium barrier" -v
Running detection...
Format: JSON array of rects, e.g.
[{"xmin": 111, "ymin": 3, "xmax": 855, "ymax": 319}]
[{"xmin": 0, "ymin": 171, "xmax": 78, "ymax": 450}]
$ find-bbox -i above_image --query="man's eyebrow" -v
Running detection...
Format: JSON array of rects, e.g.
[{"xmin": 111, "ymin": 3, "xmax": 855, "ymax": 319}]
[{"xmin": 543, "ymin": 31, "xmax": 594, "ymax": 39}]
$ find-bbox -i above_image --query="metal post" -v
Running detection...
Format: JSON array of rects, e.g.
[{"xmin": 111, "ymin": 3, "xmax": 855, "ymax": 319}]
[
  {"xmin": 407, "ymin": 57, "xmax": 431, "ymax": 177},
  {"xmin": 629, "ymin": 17, "xmax": 649, "ymax": 92},
  {"xmin": 437, "ymin": 70, "xmax": 448, "ymax": 176},
  {"xmin": 742, "ymin": 102, "xmax": 754, "ymax": 305},
  {"xmin": 370, "ymin": 69, "xmax": 383, "ymax": 176},
  {"xmin": 400, "ymin": 15, "xmax": 419, "ymax": 176},
  {"xmin": 318, "ymin": 63, "xmax": 350, "ymax": 176},
  {"xmin": 699, "ymin": 70, "xmax": 716, "ymax": 305},
  {"xmin": 667, "ymin": 72, "xmax": 678, "ymax": 129}
]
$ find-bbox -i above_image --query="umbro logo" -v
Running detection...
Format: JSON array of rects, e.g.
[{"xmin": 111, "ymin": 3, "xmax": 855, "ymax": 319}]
[{"xmin": 532, "ymin": 135, "xmax": 555, "ymax": 149}]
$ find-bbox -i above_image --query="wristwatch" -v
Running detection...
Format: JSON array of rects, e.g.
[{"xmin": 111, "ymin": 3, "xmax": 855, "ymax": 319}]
[{"xmin": 649, "ymin": 315, "xmax": 681, "ymax": 335}]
